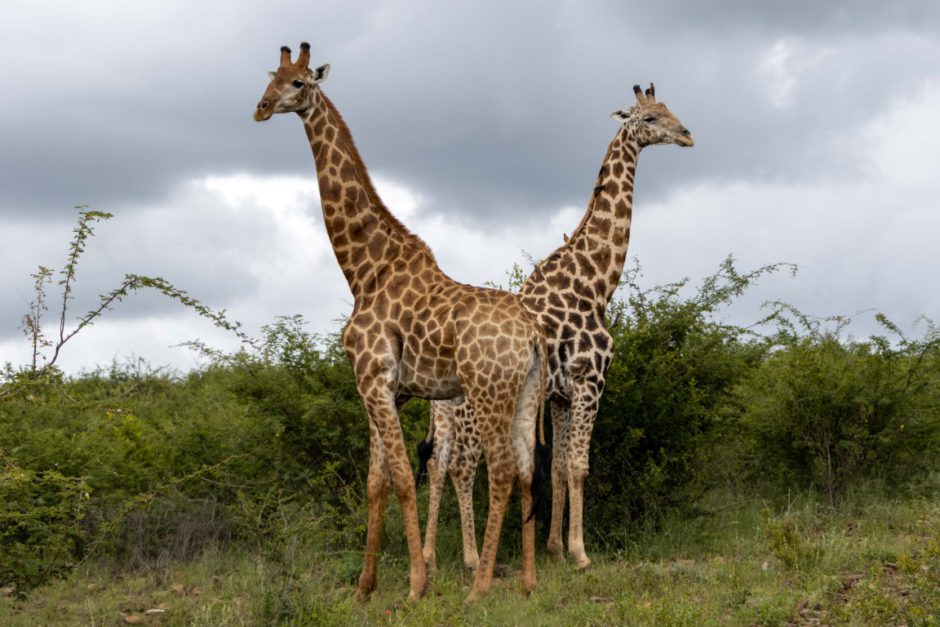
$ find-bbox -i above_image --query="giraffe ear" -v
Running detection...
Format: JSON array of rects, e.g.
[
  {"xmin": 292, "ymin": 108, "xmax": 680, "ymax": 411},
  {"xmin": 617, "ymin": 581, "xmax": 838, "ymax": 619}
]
[
  {"xmin": 311, "ymin": 63, "xmax": 330, "ymax": 84},
  {"xmin": 267, "ymin": 70, "xmax": 276, "ymax": 80},
  {"xmin": 610, "ymin": 110, "xmax": 630, "ymax": 123}
]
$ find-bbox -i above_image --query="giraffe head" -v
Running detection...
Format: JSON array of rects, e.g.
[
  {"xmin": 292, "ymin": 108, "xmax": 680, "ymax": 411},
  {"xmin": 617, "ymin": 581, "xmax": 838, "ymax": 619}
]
[
  {"xmin": 610, "ymin": 84, "xmax": 693, "ymax": 148},
  {"xmin": 254, "ymin": 42, "xmax": 330, "ymax": 122}
]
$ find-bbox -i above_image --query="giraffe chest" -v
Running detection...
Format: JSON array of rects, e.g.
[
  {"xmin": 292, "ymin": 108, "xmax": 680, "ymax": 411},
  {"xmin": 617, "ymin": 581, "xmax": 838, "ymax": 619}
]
[
  {"xmin": 538, "ymin": 307, "xmax": 613, "ymax": 402},
  {"xmin": 521, "ymin": 275, "xmax": 614, "ymax": 402},
  {"xmin": 347, "ymin": 275, "xmax": 466, "ymax": 399}
]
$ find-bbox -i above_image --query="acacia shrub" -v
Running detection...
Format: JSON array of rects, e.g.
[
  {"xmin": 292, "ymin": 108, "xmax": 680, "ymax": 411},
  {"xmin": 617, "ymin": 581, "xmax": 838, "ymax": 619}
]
[
  {"xmin": 737, "ymin": 312, "xmax": 940, "ymax": 503},
  {"xmin": 186, "ymin": 315, "xmax": 429, "ymax": 557},
  {"xmin": 0, "ymin": 461, "xmax": 88, "ymax": 592},
  {"xmin": 582, "ymin": 257, "xmax": 784, "ymax": 544}
]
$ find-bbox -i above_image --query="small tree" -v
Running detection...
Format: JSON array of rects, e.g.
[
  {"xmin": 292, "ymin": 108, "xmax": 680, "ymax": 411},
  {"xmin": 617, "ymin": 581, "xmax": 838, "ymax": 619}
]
[{"xmin": 6, "ymin": 207, "xmax": 252, "ymax": 391}]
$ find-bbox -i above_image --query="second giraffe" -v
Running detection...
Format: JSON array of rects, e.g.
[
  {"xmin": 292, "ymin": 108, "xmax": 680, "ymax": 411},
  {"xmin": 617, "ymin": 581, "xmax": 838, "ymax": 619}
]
[{"xmin": 420, "ymin": 84, "xmax": 693, "ymax": 573}]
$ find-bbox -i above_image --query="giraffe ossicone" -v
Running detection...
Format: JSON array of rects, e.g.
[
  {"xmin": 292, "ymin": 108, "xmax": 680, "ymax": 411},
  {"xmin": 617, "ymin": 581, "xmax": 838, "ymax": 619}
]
[{"xmin": 254, "ymin": 42, "xmax": 549, "ymax": 603}]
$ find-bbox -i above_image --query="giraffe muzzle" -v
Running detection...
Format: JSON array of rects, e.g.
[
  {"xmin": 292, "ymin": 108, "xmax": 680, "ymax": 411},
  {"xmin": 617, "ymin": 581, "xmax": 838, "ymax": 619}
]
[{"xmin": 254, "ymin": 100, "xmax": 273, "ymax": 122}]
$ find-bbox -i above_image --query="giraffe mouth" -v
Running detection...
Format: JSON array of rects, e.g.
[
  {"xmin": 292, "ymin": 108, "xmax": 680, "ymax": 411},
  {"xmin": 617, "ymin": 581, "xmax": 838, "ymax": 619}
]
[
  {"xmin": 254, "ymin": 109, "xmax": 274, "ymax": 122},
  {"xmin": 676, "ymin": 134, "xmax": 694, "ymax": 147}
]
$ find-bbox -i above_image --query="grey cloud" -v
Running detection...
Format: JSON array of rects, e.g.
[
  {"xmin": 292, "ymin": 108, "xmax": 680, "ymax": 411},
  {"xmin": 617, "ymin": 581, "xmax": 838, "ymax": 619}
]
[
  {"xmin": 3, "ymin": 0, "xmax": 940, "ymax": 364},
  {"xmin": 590, "ymin": 0, "xmax": 940, "ymax": 36},
  {"xmin": 2, "ymin": 0, "xmax": 939, "ymax": 223},
  {"xmin": 0, "ymin": 188, "xmax": 282, "ymax": 345}
]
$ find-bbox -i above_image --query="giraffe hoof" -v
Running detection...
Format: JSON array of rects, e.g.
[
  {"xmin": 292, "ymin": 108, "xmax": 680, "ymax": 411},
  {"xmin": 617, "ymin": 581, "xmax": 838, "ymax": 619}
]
[
  {"xmin": 407, "ymin": 576, "xmax": 428, "ymax": 601},
  {"xmin": 546, "ymin": 544, "xmax": 564, "ymax": 563},
  {"xmin": 493, "ymin": 563, "xmax": 511, "ymax": 578},
  {"xmin": 356, "ymin": 573, "xmax": 376, "ymax": 602},
  {"xmin": 463, "ymin": 589, "xmax": 483, "ymax": 605},
  {"xmin": 574, "ymin": 557, "xmax": 592, "ymax": 572}
]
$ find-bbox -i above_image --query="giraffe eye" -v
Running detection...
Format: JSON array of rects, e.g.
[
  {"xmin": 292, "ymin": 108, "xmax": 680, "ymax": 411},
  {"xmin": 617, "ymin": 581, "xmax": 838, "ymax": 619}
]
[
  {"xmin": 643, "ymin": 116, "xmax": 657, "ymax": 123},
  {"xmin": 291, "ymin": 80, "xmax": 305, "ymax": 89}
]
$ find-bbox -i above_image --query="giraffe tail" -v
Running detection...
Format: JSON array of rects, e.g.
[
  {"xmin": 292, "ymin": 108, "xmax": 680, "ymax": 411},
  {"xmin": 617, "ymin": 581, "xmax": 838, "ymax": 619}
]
[
  {"xmin": 414, "ymin": 402, "xmax": 436, "ymax": 488},
  {"xmin": 527, "ymin": 329, "xmax": 551, "ymax": 523}
]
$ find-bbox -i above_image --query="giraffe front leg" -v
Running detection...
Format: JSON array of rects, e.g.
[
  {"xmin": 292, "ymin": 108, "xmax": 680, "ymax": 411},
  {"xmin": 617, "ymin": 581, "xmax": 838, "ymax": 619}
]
[
  {"xmin": 566, "ymin": 378, "xmax": 603, "ymax": 572},
  {"xmin": 358, "ymin": 380, "xmax": 427, "ymax": 601},
  {"xmin": 547, "ymin": 400, "xmax": 571, "ymax": 562},
  {"xmin": 357, "ymin": 422, "xmax": 389, "ymax": 601}
]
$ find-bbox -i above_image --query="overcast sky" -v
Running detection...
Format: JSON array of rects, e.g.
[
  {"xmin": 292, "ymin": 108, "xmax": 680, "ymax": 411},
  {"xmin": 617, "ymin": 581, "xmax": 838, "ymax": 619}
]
[{"xmin": 2, "ymin": 0, "xmax": 939, "ymax": 374}]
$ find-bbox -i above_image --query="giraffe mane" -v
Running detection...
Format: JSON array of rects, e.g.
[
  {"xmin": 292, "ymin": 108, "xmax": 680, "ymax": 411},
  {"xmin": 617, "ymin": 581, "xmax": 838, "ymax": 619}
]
[{"xmin": 319, "ymin": 93, "xmax": 437, "ymax": 262}]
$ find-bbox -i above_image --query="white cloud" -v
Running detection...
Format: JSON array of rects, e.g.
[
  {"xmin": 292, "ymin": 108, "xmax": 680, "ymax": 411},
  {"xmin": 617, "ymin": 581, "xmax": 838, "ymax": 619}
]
[
  {"xmin": 859, "ymin": 81, "xmax": 940, "ymax": 188},
  {"xmin": 758, "ymin": 38, "xmax": 834, "ymax": 108},
  {"xmin": 1, "ymin": 174, "xmax": 345, "ymax": 373},
  {"xmin": 759, "ymin": 40, "xmax": 798, "ymax": 108}
]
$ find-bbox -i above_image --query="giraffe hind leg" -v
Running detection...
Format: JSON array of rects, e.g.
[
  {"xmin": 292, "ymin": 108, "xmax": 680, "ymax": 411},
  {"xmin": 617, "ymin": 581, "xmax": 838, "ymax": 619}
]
[
  {"xmin": 547, "ymin": 400, "xmax": 571, "ymax": 562},
  {"xmin": 422, "ymin": 402, "xmax": 454, "ymax": 573},
  {"xmin": 461, "ymin": 388, "xmax": 518, "ymax": 604},
  {"xmin": 465, "ymin": 428, "xmax": 515, "ymax": 604},
  {"xmin": 451, "ymin": 437, "xmax": 481, "ymax": 571},
  {"xmin": 422, "ymin": 456, "xmax": 444, "ymax": 573},
  {"xmin": 512, "ymin": 359, "xmax": 542, "ymax": 594}
]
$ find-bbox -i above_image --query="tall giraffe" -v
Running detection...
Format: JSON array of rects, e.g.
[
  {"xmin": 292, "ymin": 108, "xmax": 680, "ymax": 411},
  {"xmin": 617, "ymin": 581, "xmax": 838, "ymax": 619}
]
[
  {"xmin": 253, "ymin": 43, "xmax": 547, "ymax": 603},
  {"xmin": 420, "ymin": 84, "xmax": 693, "ymax": 572}
]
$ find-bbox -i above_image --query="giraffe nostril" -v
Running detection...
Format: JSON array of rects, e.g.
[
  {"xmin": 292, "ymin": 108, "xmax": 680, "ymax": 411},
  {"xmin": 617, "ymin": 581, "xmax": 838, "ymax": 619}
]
[
  {"xmin": 680, "ymin": 127, "xmax": 690, "ymax": 136},
  {"xmin": 259, "ymin": 101, "xmax": 269, "ymax": 110}
]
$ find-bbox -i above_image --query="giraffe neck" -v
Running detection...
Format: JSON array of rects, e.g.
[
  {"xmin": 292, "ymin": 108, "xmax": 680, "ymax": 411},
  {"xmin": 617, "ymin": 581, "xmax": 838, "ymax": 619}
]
[
  {"xmin": 300, "ymin": 91, "xmax": 438, "ymax": 297},
  {"xmin": 542, "ymin": 131, "xmax": 640, "ymax": 306}
]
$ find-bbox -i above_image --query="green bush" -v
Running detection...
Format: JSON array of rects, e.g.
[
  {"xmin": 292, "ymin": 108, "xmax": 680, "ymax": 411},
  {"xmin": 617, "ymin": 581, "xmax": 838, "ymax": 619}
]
[
  {"xmin": 737, "ymin": 313, "xmax": 940, "ymax": 503},
  {"xmin": 0, "ymin": 313, "xmax": 432, "ymax": 588},
  {"xmin": 0, "ymin": 461, "xmax": 88, "ymax": 591},
  {"xmin": 583, "ymin": 258, "xmax": 785, "ymax": 542},
  {"xmin": 4, "ymin": 212, "xmax": 940, "ymax": 595}
]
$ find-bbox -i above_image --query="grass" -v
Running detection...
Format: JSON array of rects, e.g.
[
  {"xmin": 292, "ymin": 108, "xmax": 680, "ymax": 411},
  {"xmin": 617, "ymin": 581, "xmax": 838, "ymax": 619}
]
[{"xmin": 2, "ymin": 492, "xmax": 939, "ymax": 625}]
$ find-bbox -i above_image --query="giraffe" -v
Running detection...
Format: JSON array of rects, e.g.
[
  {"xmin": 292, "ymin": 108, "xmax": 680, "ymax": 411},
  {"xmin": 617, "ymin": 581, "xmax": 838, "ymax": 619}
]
[
  {"xmin": 253, "ymin": 43, "xmax": 547, "ymax": 603},
  {"xmin": 419, "ymin": 84, "xmax": 693, "ymax": 573}
]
